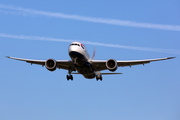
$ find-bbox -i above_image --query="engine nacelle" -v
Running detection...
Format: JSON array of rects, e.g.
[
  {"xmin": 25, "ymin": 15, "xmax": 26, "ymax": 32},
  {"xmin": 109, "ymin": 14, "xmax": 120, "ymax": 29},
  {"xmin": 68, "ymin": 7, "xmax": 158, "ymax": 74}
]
[
  {"xmin": 106, "ymin": 59, "xmax": 118, "ymax": 72},
  {"xmin": 45, "ymin": 59, "xmax": 57, "ymax": 71}
]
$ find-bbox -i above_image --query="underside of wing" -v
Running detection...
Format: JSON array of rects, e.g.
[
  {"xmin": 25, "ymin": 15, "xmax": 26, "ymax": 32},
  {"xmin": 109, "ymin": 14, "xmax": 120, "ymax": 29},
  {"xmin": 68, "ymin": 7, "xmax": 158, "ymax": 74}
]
[
  {"xmin": 91, "ymin": 57, "xmax": 175, "ymax": 71},
  {"xmin": 6, "ymin": 56, "xmax": 46, "ymax": 65},
  {"xmin": 6, "ymin": 56, "xmax": 74, "ymax": 70},
  {"xmin": 56, "ymin": 60, "xmax": 74, "ymax": 70},
  {"xmin": 117, "ymin": 57, "xmax": 175, "ymax": 67},
  {"xmin": 91, "ymin": 60, "xmax": 107, "ymax": 71}
]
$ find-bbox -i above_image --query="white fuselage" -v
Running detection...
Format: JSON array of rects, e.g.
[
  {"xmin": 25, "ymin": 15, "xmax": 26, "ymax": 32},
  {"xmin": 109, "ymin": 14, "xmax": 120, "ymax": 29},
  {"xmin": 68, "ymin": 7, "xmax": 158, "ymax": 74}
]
[{"xmin": 68, "ymin": 42, "xmax": 95, "ymax": 79}]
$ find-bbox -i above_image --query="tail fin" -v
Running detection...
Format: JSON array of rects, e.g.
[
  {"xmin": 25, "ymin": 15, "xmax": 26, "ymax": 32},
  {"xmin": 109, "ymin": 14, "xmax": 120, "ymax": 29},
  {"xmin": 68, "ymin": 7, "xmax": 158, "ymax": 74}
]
[{"xmin": 92, "ymin": 47, "xmax": 96, "ymax": 60}]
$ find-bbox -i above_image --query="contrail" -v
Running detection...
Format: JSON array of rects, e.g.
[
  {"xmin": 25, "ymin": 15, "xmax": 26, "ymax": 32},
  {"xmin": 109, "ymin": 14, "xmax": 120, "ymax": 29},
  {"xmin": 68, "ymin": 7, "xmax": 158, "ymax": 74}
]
[
  {"xmin": 0, "ymin": 4, "xmax": 180, "ymax": 31},
  {"xmin": 0, "ymin": 33, "xmax": 179, "ymax": 54}
]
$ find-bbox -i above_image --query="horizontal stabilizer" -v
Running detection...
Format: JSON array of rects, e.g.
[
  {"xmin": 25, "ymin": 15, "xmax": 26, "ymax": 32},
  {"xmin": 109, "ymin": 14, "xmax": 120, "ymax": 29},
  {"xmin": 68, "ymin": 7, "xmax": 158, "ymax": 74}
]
[
  {"xmin": 101, "ymin": 73, "xmax": 122, "ymax": 75},
  {"xmin": 71, "ymin": 72, "xmax": 122, "ymax": 75}
]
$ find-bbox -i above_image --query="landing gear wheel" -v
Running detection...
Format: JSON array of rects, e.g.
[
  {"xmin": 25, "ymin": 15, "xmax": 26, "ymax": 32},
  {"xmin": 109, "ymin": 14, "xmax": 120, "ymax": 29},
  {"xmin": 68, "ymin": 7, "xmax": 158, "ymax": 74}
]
[
  {"xmin": 96, "ymin": 75, "xmax": 102, "ymax": 81},
  {"xmin": 70, "ymin": 75, "xmax": 73, "ymax": 81},
  {"xmin": 100, "ymin": 77, "xmax": 102, "ymax": 81},
  {"xmin": 66, "ymin": 75, "xmax": 69, "ymax": 81},
  {"xmin": 67, "ymin": 75, "xmax": 73, "ymax": 81}
]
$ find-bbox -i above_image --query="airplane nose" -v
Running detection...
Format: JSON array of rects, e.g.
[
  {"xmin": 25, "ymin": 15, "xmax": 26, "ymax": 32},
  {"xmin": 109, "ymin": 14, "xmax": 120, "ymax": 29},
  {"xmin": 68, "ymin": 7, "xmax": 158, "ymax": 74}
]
[
  {"xmin": 68, "ymin": 46, "xmax": 74, "ymax": 53},
  {"xmin": 68, "ymin": 45, "xmax": 80, "ymax": 53},
  {"xmin": 68, "ymin": 45, "xmax": 83, "ymax": 58}
]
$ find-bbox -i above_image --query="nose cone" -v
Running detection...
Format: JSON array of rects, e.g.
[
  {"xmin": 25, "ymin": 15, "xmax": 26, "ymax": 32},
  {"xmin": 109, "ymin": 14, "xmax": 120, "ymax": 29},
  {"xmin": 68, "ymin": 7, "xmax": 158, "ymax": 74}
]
[
  {"xmin": 68, "ymin": 45, "xmax": 77, "ymax": 53},
  {"xmin": 68, "ymin": 42, "xmax": 82, "ymax": 53},
  {"xmin": 68, "ymin": 44, "xmax": 82, "ymax": 62}
]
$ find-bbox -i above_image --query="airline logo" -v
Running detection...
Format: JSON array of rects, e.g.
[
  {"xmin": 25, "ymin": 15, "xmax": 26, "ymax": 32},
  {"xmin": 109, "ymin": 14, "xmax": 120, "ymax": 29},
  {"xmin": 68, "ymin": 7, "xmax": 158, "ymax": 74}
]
[{"xmin": 81, "ymin": 44, "xmax": 85, "ymax": 49}]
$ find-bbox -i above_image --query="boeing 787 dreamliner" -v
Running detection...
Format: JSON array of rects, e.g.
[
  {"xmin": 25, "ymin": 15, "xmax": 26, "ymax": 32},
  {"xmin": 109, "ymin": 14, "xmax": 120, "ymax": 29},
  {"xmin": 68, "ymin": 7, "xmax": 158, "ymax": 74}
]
[{"xmin": 6, "ymin": 42, "xmax": 175, "ymax": 81}]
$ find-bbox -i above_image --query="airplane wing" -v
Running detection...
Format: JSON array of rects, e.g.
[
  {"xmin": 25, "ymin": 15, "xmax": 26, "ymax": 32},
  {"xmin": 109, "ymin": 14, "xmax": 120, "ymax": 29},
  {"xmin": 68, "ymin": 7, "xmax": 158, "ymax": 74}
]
[
  {"xmin": 91, "ymin": 57, "xmax": 175, "ymax": 71},
  {"xmin": 6, "ymin": 56, "xmax": 74, "ymax": 70}
]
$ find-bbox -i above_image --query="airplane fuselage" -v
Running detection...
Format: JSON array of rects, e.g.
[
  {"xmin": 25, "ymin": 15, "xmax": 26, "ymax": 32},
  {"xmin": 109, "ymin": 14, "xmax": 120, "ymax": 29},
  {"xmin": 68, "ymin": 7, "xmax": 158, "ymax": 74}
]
[{"xmin": 68, "ymin": 42, "xmax": 96, "ymax": 79}]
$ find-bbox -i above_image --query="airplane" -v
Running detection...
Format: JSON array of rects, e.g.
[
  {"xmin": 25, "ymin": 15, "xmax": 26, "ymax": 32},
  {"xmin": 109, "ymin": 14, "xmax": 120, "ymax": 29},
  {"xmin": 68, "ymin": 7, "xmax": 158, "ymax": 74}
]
[{"xmin": 6, "ymin": 41, "xmax": 175, "ymax": 81}]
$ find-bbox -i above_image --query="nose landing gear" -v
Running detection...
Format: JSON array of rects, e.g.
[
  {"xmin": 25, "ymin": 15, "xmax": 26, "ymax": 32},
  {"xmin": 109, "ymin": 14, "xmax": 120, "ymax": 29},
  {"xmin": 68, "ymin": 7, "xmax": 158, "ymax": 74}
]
[
  {"xmin": 96, "ymin": 75, "xmax": 102, "ymax": 81},
  {"xmin": 67, "ymin": 70, "xmax": 73, "ymax": 81},
  {"xmin": 96, "ymin": 71, "xmax": 102, "ymax": 81}
]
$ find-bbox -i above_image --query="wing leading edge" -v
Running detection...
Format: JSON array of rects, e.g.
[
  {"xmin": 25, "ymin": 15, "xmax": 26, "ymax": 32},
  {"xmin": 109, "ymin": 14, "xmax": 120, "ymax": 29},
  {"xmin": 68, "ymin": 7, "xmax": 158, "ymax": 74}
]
[{"xmin": 6, "ymin": 56, "xmax": 73, "ymax": 70}]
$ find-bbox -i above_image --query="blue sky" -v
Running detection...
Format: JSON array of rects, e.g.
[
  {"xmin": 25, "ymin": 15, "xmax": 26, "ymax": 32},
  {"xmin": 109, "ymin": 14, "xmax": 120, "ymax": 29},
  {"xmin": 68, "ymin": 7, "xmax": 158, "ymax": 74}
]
[{"xmin": 0, "ymin": 0, "xmax": 180, "ymax": 120}]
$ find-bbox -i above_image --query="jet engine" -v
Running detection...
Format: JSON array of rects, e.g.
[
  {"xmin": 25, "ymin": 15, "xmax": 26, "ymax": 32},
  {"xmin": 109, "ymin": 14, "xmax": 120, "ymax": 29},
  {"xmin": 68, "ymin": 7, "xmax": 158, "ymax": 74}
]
[
  {"xmin": 45, "ymin": 59, "xmax": 57, "ymax": 71},
  {"xmin": 106, "ymin": 59, "xmax": 118, "ymax": 72}
]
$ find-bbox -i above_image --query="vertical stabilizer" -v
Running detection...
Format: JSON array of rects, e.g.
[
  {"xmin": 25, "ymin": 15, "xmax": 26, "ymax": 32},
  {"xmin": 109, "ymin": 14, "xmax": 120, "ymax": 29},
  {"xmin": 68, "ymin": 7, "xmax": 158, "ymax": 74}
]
[{"xmin": 92, "ymin": 47, "xmax": 96, "ymax": 60}]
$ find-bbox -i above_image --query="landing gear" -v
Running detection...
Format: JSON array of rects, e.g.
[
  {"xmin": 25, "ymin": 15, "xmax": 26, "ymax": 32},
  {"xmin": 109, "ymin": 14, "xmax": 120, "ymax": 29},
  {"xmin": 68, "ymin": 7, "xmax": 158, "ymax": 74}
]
[
  {"xmin": 96, "ymin": 71, "xmax": 102, "ymax": 81},
  {"xmin": 67, "ymin": 70, "xmax": 73, "ymax": 81},
  {"xmin": 67, "ymin": 75, "xmax": 73, "ymax": 81},
  {"xmin": 96, "ymin": 75, "xmax": 102, "ymax": 81}
]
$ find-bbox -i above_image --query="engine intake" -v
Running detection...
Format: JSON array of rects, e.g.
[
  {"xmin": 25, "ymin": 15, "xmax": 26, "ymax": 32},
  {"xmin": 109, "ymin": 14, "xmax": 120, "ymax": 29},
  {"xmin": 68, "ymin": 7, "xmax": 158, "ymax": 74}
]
[
  {"xmin": 106, "ymin": 59, "xmax": 118, "ymax": 72},
  {"xmin": 45, "ymin": 59, "xmax": 57, "ymax": 71}
]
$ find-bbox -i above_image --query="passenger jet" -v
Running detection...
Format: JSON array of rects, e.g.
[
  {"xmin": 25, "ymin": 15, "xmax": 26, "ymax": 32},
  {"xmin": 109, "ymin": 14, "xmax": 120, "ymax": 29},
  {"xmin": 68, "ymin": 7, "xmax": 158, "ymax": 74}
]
[{"xmin": 6, "ymin": 42, "xmax": 175, "ymax": 81}]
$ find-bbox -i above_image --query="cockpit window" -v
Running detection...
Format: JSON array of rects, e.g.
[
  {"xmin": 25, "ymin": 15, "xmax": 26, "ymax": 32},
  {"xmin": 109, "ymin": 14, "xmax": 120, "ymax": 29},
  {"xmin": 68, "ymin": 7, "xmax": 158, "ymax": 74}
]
[{"xmin": 70, "ymin": 43, "xmax": 80, "ymax": 46}]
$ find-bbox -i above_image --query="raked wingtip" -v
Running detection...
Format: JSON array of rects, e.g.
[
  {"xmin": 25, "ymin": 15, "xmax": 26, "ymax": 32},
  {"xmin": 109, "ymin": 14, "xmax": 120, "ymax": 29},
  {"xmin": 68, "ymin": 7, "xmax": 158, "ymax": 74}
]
[
  {"xmin": 5, "ymin": 56, "xmax": 10, "ymax": 58},
  {"xmin": 167, "ymin": 57, "xmax": 176, "ymax": 59}
]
